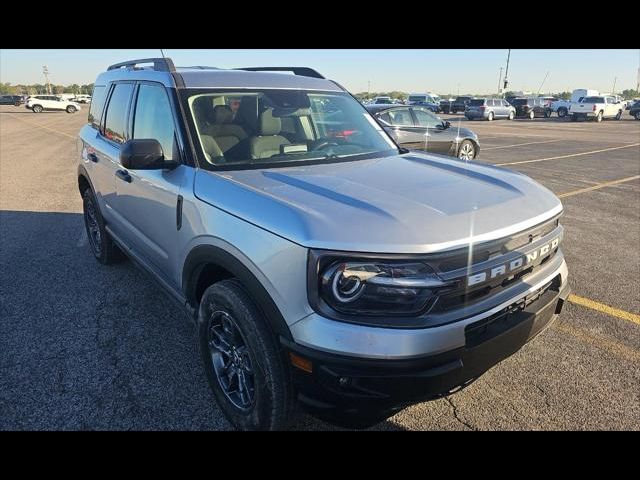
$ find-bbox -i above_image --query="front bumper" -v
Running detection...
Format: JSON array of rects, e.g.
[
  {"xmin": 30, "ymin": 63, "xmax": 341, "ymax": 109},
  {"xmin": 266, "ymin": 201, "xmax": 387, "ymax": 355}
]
[{"xmin": 284, "ymin": 261, "xmax": 570, "ymax": 426}]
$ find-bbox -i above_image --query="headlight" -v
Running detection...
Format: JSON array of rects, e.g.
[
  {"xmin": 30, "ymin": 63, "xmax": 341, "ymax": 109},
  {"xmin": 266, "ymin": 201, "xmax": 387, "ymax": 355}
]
[{"xmin": 311, "ymin": 254, "xmax": 453, "ymax": 317}]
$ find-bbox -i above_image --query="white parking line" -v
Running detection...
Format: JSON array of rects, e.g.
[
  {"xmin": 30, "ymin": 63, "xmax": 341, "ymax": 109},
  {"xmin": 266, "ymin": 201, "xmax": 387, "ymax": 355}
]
[
  {"xmin": 495, "ymin": 143, "xmax": 640, "ymax": 166},
  {"xmin": 76, "ymin": 228, "xmax": 88, "ymax": 248},
  {"xmin": 482, "ymin": 139, "xmax": 563, "ymax": 151}
]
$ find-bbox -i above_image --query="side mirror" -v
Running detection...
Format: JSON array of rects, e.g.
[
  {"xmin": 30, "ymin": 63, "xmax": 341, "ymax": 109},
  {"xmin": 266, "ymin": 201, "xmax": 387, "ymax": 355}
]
[
  {"xmin": 442, "ymin": 121, "xmax": 451, "ymax": 129},
  {"xmin": 120, "ymin": 139, "xmax": 177, "ymax": 170}
]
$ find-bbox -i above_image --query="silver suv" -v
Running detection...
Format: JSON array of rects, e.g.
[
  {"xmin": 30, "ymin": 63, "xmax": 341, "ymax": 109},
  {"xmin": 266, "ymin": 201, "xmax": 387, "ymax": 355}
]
[
  {"xmin": 465, "ymin": 98, "xmax": 516, "ymax": 121},
  {"xmin": 78, "ymin": 58, "xmax": 570, "ymax": 430}
]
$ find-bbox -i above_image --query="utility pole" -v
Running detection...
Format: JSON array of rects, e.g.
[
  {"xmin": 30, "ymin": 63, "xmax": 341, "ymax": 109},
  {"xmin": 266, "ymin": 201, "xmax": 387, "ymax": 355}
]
[
  {"xmin": 612, "ymin": 76, "xmax": 617, "ymax": 95},
  {"xmin": 503, "ymin": 49, "xmax": 511, "ymax": 94},
  {"xmin": 43, "ymin": 65, "xmax": 51, "ymax": 94},
  {"xmin": 497, "ymin": 67, "xmax": 503, "ymax": 95},
  {"xmin": 537, "ymin": 71, "xmax": 549, "ymax": 95}
]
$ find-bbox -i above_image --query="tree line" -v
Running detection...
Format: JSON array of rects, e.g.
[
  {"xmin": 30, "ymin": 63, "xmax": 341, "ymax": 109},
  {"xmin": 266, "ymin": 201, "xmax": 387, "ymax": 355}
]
[{"xmin": 0, "ymin": 82, "xmax": 95, "ymax": 96}]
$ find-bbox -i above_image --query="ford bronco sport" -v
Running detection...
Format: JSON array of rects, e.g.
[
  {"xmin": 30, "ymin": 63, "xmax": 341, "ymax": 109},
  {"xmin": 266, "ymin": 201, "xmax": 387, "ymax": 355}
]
[{"xmin": 78, "ymin": 58, "xmax": 570, "ymax": 430}]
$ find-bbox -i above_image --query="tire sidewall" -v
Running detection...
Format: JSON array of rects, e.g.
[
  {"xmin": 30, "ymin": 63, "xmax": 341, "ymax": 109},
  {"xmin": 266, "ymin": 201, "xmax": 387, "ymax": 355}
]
[
  {"xmin": 33, "ymin": 105, "xmax": 42, "ymax": 113},
  {"xmin": 198, "ymin": 280, "xmax": 290, "ymax": 430},
  {"xmin": 67, "ymin": 106, "xmax": 76, "ymax": 113}
]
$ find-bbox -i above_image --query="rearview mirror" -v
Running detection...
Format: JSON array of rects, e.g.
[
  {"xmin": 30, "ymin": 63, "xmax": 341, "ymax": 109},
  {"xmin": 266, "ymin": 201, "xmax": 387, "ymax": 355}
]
[{"xmin": 120, "ymin": 139, "xmax": 177, "ymax": 170}]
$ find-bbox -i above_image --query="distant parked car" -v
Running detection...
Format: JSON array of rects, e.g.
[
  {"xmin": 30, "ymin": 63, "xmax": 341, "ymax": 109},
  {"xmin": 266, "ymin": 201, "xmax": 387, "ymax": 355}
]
[
  {"xmin": 627, "ymin": 101, "xmax": 640, "ymax": 120},
  {"xmin": 511, "ymin": 97, "xmax": 556, "ymax": 119},
  {"xmin": 569, "ymin": 95, "xmax": 624, "ymax": 122},
  {"xmin": 450, "ymin": 96, "xmax": 473, "ymax": 114},
  {"xmin": 373, "ymin": 96, "xmax": 394, "ymax": 104},
  {"xmin": 71, "ymin": 94, "xmax": 92, "ymax": 104},
  {"xmin": 366, "ymin": 104, "xmax": 480, "ymax": 160},
  {"xmin": 465, "ymin": 98, "xmax": 515, "ymax": 121},
  {"xmin": 26, "ymin": 95, "xmax": 82, "ymax": 113},
  {"xmin": 0, "ymin": 95, "xmax": 23, "ymax": 106},
  {"xmin": 438, "ymin": 98, "xmax": 453, "ymax": 113}
]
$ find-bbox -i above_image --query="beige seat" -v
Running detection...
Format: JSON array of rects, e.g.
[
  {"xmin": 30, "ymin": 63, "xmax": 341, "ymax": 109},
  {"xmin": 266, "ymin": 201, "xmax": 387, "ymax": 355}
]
[
  {"xmin": 207, "ymin": 105, "xmax": 248, "ymax": 154},
  {"xmin": 249, "ymin": 109, "xmax": 291, "ymax": 159}
]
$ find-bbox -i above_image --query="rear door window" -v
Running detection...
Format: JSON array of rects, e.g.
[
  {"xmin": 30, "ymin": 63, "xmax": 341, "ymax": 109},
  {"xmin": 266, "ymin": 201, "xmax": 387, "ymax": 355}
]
[
  {"xmin": 88, "ymin": 85, "xmax": 107, "ymax": 129},
  {"xmin": 131, "ymin": 83, "xmax": 176, "ymax": 160},
  {"xmin": 103, "ymin": 83, "xmax": 134, "ymax": 144},
  {"xmin": 386, "ymin": 109, "xmax": 414, "ymax": 126},
  {"xmin": 413, "ymin": 108, "xmax": 441, "ymax": 128}
]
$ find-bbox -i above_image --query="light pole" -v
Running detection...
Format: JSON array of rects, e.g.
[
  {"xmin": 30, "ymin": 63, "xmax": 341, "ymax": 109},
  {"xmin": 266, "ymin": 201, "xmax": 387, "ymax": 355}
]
[
  {"xmin": 503, "ymin": 49, "xmax": 511, "ymax": 94},
  {"xmin": 497, "ymin": 67, "xmax": 503, "ymax": 95},
  {"xmin": 43, "ymin": 65, "xmax": 51, "ymax": 94}
]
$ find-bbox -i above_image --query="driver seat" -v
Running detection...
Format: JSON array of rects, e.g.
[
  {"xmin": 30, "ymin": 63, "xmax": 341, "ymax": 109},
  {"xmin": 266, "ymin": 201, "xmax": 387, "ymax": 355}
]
[{"xmin": 249, "ymin": 109, "xmax": 290, "ymax": 159}]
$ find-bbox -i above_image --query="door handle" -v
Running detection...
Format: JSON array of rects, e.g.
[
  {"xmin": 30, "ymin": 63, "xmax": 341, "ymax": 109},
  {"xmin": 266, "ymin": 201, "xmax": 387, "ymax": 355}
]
[
  {"xmin": 88, "ymin": 152, "xmax": 99, "ymax": 163},
  {"xmin": 115, "ymin": 170, "xmax": 132, "ymax": 183}
]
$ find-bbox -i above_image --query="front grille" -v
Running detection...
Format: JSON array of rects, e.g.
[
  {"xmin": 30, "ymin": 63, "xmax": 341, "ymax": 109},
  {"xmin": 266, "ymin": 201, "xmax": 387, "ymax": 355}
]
[{"xmin": 427, "ymin": 217, "xmax": 562, "ymax": 314}]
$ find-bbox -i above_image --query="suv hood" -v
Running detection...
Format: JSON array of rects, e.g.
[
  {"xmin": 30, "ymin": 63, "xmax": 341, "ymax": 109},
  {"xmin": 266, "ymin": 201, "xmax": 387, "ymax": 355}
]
[{"xmin": 194, "ymin": 152, "xmax": 562, "ymax": 254}]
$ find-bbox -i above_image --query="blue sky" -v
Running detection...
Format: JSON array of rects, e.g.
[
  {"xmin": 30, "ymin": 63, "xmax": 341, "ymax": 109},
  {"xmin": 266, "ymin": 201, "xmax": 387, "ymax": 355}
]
[{"xmin": 1, "ymin": 49, "xmax": 638, "ymax": 94}]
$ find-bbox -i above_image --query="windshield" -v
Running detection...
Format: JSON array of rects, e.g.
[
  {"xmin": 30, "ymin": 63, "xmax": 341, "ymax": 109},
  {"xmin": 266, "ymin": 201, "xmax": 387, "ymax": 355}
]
[
  {"xmin": 408, "ymin": 95, "xmax": 426, "ymax": 103},
  {"xmin": 583, "ymin": 97, "xmax": 603, "ymax": 103},
  {"xmin": 511, "ymin": 98, "xmax": 528, "ymax": 105},
  {"xmin": 186, "ymin": 90, "xmax": 398, "ymax": 168},
  {"xmin": 469, "ymin": 99, "xmax": 485, "ymax": 106}
]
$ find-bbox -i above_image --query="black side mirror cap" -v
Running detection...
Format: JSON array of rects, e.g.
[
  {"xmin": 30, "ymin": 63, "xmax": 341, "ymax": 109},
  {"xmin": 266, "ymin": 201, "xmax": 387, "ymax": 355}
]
[{"xmin": 120, "ymin": 139, "xmax": 177, "ymax": 170}]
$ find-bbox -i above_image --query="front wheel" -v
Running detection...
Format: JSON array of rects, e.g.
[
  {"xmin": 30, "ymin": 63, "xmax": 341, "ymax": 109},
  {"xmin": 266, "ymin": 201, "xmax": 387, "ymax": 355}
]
[
  {"xmin": 66, "ymin": 105, "xmax": 77, "ymax": 114},
  {"xmin": 487, "ymin": 112, "xmax": 494, "ymax": 122},
  {"xmin": 508, "ymin": 110, "xmax": 515, "ymax": 120},
  {"xmin": 570, "ymin": 114, "xmax": 578, "ymax": 122},
  {"xmin": 544, "ymin": 109, "xmax": 552, "ymax": 118},
  {"xmin": 635, "ymin": 111, "xmax": 640, "ymax": 120},
  {"xmin": 32, "ymin": 105, "xmax": 43, "ymax": 113},
  {"xmin": 528, "ymin": 110, "xmax": 535, "ymax": 119},
  {"xmin": 615, "ymin": 110, "xmax": 622, "ymax": 120},
  {"xmin": 558, "ymin": 108, "xmax": 567, "ymax": 118},
  {"xmin": 198, "ymin": 279, "xmax": 295, "ymax": 430},
  {"xmin": 595, "ymin": 111, "xmax": 603, "ymax": 122},
  {"xmin": 457, "ymin": 140, "xmax": 476, "ymax": 160}
]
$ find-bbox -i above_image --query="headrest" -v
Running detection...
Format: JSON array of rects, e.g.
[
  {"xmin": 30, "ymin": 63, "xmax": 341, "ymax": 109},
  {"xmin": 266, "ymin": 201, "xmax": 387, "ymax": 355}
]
[
  {"xmin": 258, "ymin": 109, "xmax": 281, "ymax": 136},
  {"xmin": 213, "ymin": 105, "xmax": 233, "ymax": 124},
  {"xmin": 236, "ymin": 96, "xmax": 259, "ymax": 132}
]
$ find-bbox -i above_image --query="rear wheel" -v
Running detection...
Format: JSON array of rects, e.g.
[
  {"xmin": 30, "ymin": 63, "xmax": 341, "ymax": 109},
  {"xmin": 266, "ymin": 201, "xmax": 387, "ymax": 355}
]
[
  {"xmin": 558, "ymin": 107, "xmax": 567, "ymax": 118},
  {"xmin": 487, "ymin": 112, "xmax": 494, "ymax": 122},
  {"xmin": 32, "ymin": 105, "xmax": 43, "ymax": 113},
  {"xmin": 66, "ymin": 105, "xmax": 77, "ymax": 114},
  {"xmin": 544, "ymin": 109, "xmax": 552, "ymax": 118},
  {"xmin": 635, "ymin": 111, "xmax": 640, "ymax": 120},
  {"xmin": 198, "ymin": 279, "xmax": 295, "ymax": 430},
  {"xmin": 528, "ymin": 110, "xmax": 535, "ymax": 119},
  {"xmin": 615, "ymin": 110, "xmax": 622, "ymax": 120},
  {"xmin": 82, "ymin": 188, "xmax": 125, "ymax": 265},
  {"xmin": 595, "ymin": 111, "xmax": 603, "ymax": 122},
  {"xmin": 458, "ymin": 140, "xmax": 476, "ymax": 160},
  {"xmin": 508, "ymin": 110, "xmax": 515, "ymax": 120}
]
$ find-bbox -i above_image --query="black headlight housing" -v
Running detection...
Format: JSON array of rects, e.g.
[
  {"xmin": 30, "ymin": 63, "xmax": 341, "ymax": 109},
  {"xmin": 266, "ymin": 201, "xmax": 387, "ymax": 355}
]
[{"xmin": 307, "ymin": 250, "xmax": 456, "ymax": 327}]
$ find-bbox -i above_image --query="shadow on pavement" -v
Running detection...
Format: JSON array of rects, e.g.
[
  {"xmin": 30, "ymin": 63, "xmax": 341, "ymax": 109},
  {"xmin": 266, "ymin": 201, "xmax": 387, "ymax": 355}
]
[{"xmin": 0, "ymin": 210, "xmax": 405, "ymax": 431}]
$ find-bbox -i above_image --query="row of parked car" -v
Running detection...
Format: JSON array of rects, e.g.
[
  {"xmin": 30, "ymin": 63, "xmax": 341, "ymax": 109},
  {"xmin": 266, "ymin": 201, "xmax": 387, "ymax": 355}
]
[{"xmin": 0, "ymin": 93, "xmax": 91, "ymax": 112}]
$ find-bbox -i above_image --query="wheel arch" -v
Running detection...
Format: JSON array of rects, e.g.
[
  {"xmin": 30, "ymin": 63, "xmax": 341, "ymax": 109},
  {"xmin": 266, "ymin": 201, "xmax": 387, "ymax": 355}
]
[{"xmin": 182, "ymin": 244, "xmax": 293, "ymax": 341}]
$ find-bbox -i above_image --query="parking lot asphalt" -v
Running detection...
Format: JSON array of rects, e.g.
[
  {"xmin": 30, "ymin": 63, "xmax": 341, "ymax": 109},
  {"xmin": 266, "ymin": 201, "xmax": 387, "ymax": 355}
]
[{"xmin": 1, "ymin": 105, "xmax": 639, "ymax": 430}]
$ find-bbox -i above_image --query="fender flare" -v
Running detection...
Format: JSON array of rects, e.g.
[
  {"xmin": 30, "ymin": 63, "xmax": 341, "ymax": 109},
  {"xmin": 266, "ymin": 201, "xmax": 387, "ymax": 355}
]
[{"xmin": 182, "ymin": 244, "xmax": 293, "ymax": 341}]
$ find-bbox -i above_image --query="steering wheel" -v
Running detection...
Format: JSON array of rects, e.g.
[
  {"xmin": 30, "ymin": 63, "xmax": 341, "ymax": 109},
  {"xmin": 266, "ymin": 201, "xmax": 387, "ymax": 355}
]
[{"xmin": 313, "ymin": 139, "xmax": 341, "ymax": 150}]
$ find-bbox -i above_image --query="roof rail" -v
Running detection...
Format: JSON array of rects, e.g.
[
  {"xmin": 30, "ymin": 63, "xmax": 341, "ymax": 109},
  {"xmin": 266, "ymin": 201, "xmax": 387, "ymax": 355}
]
[
  {"xmin": 234, "ymin": 67, "xmax": 325, "ymax": 79},
  {"xmin": 107, "ymin": 57, "xmax": 176, "ymax": 72},
  {"xmin": 178, "ymin": 66, "xmax": 220, "ymax": 70}
]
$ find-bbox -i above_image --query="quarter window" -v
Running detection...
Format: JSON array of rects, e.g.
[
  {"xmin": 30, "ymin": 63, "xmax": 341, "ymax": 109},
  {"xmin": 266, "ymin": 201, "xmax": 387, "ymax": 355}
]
[
  {"xmin": 103, "ymin": 83, "xmax": 134, "ymax": 144},
  {"xmin": 88, "ymin": 85, "xmax": 107, "ymax": 129},
  {"xmin": 132, "ymin": 84, "xmax": 176, "ymax": 160}
]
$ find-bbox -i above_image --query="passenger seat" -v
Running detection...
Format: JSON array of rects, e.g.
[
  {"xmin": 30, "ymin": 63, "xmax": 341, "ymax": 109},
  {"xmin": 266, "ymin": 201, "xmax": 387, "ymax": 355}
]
[{"xmin": 249, "ymin": 109, "xmax": 291, "ymax": 159}]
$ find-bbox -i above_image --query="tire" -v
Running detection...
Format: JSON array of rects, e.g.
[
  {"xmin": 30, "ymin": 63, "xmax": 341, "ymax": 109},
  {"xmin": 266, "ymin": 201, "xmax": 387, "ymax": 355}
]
[
  {"xmin": 198, "ymin": 279, "xmax": 295, "ymax": 431},
  {"xmin": 558, "ymin": 108, "xmax": 567, "ymax": 118},
  {"xmin": 528, "ymin": 110, "xmax": 535, "ymax": 120},
  {"xmin": 570, "ymin": 114, "xmax": 578, "ymax": 122},
  {"xmin": 596, "ymin": 111, "xmax": 603, "ymax": 123},
  {"xmin": 32, "ymin": 105, "xmax": 43, "ymax": 113},
  {"xmin": 508, "ymin": 110, "xmax": 515, "ymax": 120},
  {"xmin": 457, "ymin": 140, "xmax": 476, "ymax": 160},
  {"xmin": 66, "ymin": 105, "xmax": 77, "ymax": 114},
  {"xmin": 635, "ymin": 111, "xmax": 640, "ymax": 120},
  {"xmin": 544, "ymin": 109, "xmax": 552, "ymax": 118},
  {"xmin": 82, "ymin": 188, "xmax": 125, "ymax": 265},
  {"xmin": 615, "ymin": 110, "xmax": 622, "ymax": 120},
  {"xmin": 487, "ymin": 112, "xmax": 494, "ymax": 122}
]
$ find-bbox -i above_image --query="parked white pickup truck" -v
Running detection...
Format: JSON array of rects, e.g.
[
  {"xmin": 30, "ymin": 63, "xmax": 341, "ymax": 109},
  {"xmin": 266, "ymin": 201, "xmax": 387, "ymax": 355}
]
[
  {"xmin": 569, "ymin": 95, "xmax": 624, "ymax": 122},
  {"xmin": 550, "ymin": 89, "xmax": 599, "ymax": 118}
]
